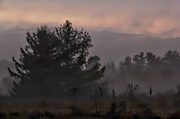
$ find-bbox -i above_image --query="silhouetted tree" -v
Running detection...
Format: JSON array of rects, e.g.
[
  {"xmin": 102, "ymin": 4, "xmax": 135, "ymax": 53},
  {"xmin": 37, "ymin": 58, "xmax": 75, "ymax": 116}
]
[
  {"xmin": 133, "ymin": 52, "xmax": 146, "ymax": 70},
  {"xmin": 163, "ymin": 50, "xmax": 180, "ymax": 65},
  {"xmin": 121, "ymin": 56, "xmax": 132, "ymax": 68},
  {"xmin": 132, "ymin": 52, "xmax": 146, "ymax": 79},
  {"xmin": 161, "ymin": 50, "xmax": 180, "ymax": 78},
  {"xmin": 145, "ymin": 52, "xmax": 162, "ymax": 79},
  {"xmin": 8, "ymin": 20, "xmax": 105, "ymax": 98},
  {"xmin": 146, "ymin": 52, "xmax": 161, "ymax": 68},
  {"xmin": 120, "ymin": 56, "xmax": 132, "ymax": 77},
  {"xmin": 162, "ymin": 50, "xmax": 180, "ymax": 70}
]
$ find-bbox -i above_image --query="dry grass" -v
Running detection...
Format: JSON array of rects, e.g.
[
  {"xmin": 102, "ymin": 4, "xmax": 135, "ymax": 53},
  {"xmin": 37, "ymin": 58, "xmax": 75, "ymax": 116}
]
[{"xmin": 0, "ymin": 95, "xmax": 179, "ymax": 119}]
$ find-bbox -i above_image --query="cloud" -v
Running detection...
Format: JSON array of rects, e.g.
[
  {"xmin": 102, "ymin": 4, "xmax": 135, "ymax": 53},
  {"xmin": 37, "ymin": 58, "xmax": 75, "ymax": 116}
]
[
  {"xmin": 0, "ymin": 0, "xmax": 180, "ymax": 37},
  {"xmin": 160, "ymin": 28, "xmax": 180, "ymax": 38}
]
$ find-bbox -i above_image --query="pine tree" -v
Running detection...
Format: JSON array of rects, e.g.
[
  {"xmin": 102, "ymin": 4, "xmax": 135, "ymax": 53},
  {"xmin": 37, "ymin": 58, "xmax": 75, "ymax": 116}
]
[{"xmin": 8, "ymin": 20, "xmax": 105, "ymax": 98}]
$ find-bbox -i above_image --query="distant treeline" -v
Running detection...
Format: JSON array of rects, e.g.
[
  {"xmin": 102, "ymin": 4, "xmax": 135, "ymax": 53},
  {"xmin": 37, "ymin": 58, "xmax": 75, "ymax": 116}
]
[{"xmin": 106, "ymin": 50, "xmax": 180, "ymax": 82}]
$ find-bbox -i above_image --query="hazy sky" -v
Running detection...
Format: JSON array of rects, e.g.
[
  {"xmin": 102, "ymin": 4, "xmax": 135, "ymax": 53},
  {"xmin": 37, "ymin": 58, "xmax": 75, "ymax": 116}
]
[
  {"xmin": 1, "ymin": 0, "xmax": 180, "ymax": 62},
  {"xmin": 0, "ymin": 0, "xmax": 180, "ymax": 37}
]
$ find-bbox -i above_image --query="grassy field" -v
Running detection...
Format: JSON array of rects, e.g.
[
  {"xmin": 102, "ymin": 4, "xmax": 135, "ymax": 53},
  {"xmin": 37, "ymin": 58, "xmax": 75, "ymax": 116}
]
[{"xmin": 0, "ymin": 95, "xmax": 180, "ymax": 119}]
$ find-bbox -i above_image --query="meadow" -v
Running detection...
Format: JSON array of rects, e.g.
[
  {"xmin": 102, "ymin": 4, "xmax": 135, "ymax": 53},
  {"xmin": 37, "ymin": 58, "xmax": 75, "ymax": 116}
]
[{"xmin": 0, "ymin": 93, "xmax": 180, "ymax": 119}]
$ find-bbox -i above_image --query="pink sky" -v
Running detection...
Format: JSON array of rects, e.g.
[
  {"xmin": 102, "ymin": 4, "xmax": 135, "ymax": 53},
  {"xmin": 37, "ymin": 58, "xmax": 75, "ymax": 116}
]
[{"xmin": 0, "ymin": 0, "xmax": 180, "ymax": 37}]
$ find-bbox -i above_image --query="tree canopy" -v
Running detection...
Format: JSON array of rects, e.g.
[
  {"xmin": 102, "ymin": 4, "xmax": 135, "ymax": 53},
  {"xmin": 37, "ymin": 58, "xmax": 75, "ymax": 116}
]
[
  {"xmin": 8, "ymin": 20, "xmax": 105, "ymax": 98},
  {"xmin": 119, "ymin": 50, "xmax": 180, "ymax": 80}
]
